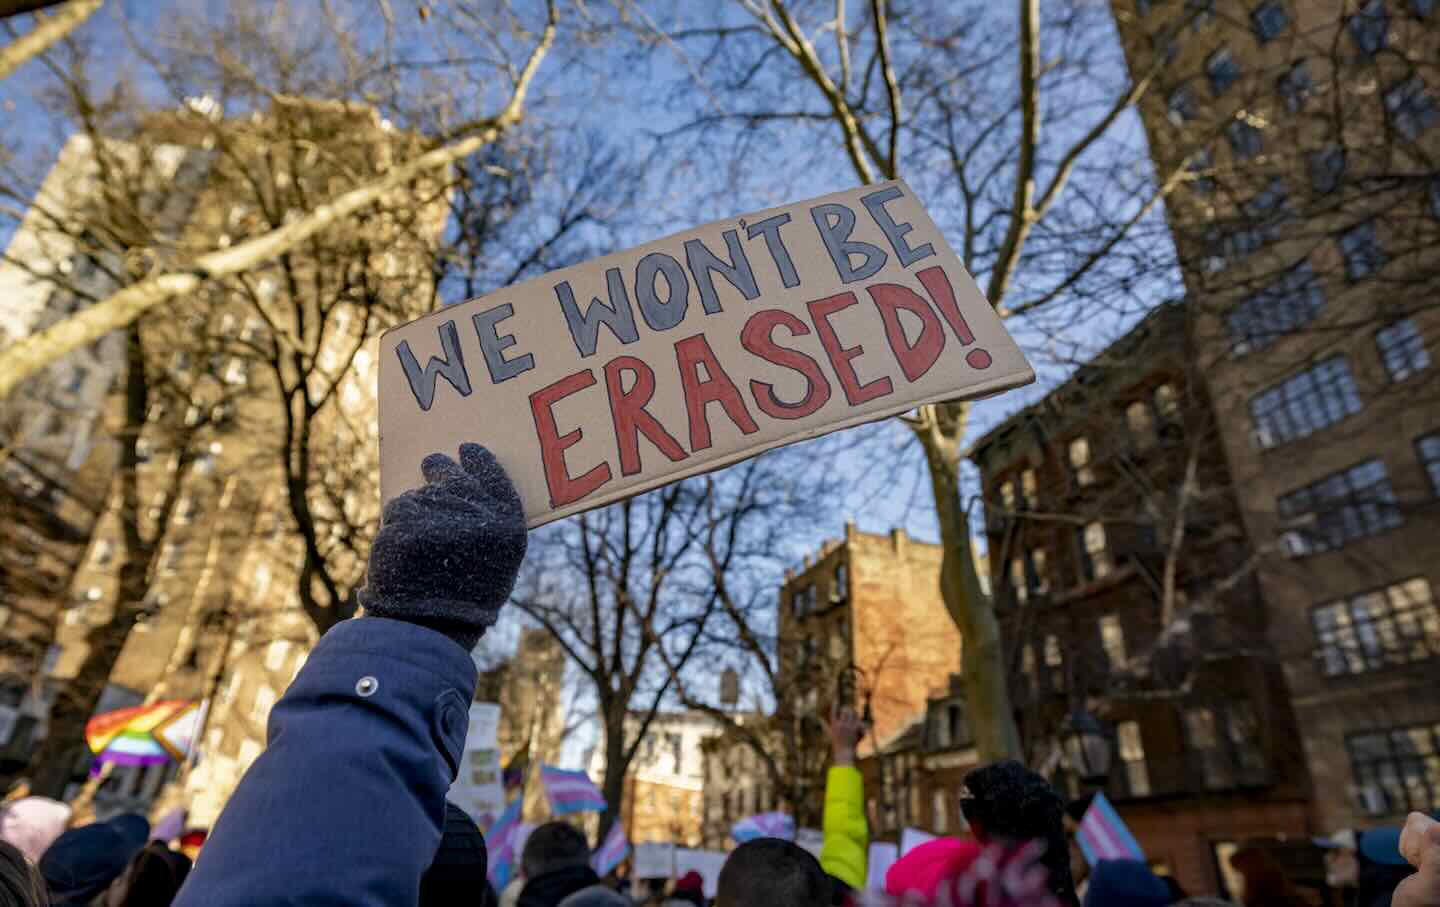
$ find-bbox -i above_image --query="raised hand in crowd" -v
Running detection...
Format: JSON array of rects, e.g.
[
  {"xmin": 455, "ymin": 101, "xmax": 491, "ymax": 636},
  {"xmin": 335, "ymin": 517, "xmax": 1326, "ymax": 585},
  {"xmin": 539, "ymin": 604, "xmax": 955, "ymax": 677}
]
[{"xmin": 1395, "ymin": 812, "xmax": 1440, "ymax": 907}]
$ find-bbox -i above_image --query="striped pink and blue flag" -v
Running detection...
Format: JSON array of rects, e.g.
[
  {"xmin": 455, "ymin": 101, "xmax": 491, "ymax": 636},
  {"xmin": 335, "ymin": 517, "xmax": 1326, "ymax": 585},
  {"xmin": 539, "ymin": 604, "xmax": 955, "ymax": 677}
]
[
  {"xmin": 540, "ymin": 764, "xmax": 608, "ymax": 816},
  {"xmin": 731, "ymin": 811, "xmax": 796, "ymax": 844},
  {"xmin": 1075, "ymin": 791, "xmax": 1144, "ymax": 867},
  {"xmin": 591, "ymin": 820, "xmax": 630, "ymax": 877},
  {"xmin": 485, "ymin": 796, "xmax": 525, "ymax": 890}
]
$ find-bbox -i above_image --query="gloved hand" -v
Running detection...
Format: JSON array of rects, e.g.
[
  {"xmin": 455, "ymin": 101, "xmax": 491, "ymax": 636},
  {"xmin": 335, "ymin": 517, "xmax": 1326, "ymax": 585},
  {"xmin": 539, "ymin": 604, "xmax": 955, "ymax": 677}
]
[{"xmin": 359, "ymin": 443, "xmax": 528, "ymax": 651}]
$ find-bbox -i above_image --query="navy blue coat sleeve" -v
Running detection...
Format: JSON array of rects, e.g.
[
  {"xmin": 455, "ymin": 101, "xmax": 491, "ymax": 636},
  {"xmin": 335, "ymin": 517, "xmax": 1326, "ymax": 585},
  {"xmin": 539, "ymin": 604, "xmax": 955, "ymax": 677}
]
[{"xmin": 175, "ymin": 617, "xmax": 478, "ymax": 907}]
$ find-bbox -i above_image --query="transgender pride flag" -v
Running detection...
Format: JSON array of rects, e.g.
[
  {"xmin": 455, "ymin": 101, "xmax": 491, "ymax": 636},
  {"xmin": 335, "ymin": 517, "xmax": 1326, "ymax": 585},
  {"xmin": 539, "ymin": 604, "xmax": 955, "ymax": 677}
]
[
  {"xmin": 731, "ymin": 811, "xmax": 796, "ymax": 843},
  {"xmin": 485, "ymin": 797, "xmax": 524, "ymax": 889},
  {"xmin": 591, "ymin": 820, "xmax": 630, "ymax": 877},
  {"xmin": 540, "ymin": 764, "xmax": 608, "ymax": 816},
  {"xmin": 1075, "ymin": 791, "xmax": 1144, "ymax": 867}
]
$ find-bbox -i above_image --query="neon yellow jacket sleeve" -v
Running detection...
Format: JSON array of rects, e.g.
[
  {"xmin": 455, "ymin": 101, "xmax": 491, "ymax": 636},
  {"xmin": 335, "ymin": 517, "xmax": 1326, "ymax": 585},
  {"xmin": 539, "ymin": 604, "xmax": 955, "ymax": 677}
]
[{"xmin": 820, "ymin": 765, "xmax": 868, "ymax": 890}]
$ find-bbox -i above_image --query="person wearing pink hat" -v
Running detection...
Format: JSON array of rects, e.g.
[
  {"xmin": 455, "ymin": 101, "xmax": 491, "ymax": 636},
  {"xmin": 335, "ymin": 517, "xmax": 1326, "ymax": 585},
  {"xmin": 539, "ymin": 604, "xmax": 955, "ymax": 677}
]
[
  {"xmin": 884, "ymin": 838, "xmax": 983, "ymax": 901},
  {"xmin": 0, "ymin": 796, "xmax": 71, "ymax": 863}
]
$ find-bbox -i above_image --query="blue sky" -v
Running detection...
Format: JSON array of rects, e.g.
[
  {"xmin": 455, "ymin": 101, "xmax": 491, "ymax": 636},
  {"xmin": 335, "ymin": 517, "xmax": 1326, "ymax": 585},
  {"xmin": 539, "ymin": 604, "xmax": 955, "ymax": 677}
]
[{"xmin": 2, "ymin": 1, "xmax": 1182, "ymax": 760}]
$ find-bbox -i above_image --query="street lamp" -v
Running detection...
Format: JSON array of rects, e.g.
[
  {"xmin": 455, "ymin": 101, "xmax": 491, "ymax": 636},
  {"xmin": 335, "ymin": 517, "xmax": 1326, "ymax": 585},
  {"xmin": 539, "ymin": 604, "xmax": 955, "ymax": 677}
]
[{"xmin": 1060, "ymin": 710, "xmax": 1113, "ymax": 788}]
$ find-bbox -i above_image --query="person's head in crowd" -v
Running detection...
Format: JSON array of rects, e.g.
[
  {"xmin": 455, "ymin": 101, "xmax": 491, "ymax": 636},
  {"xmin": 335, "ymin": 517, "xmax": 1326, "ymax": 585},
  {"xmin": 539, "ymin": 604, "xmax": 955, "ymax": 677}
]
[
  {"xmin": 1228, "ymin": 847, "xmax": 1312, "ymax": 907},
  {"xmin": 521, "ymin": 822, "xmax": 590, "ymax": 882},
  {"xmin": 175, "ymin": 830, "xmax": 205, "ymax": 864},
  {"xmin": 0, "ymin": 798, "xmax": 71, "ymax": 865},
  {"xmin": 104, "ymin": 842, "xmax": 191, "ymax": 907},
  {"xmin": 1080, "ymin": 859, "xmax": 1169, "ymax": 907},
  {"xmin": 962, "ymin": 761, "xmax": 1076, "ymax": 906},
  {"xmin": 0, "ymin": 839, "xmax": 48, "ymax": 907},
  {"xmin": 419, "ymin": 803, "xmax": 487, "ymax": 905},
  {"xmin": 715, "ymin": 839, "xmax": 829, "ymax": 907},
  {"xmin": 885, "ymin": 837, "xmax": 982, "ymax": 901},
  {"xmin": 39, "ymin": 814, "xmax": 149, "ymax": 906},
  {"xmin": 665, "ymin": 870, "xmax": 705, "ymax": 906}
]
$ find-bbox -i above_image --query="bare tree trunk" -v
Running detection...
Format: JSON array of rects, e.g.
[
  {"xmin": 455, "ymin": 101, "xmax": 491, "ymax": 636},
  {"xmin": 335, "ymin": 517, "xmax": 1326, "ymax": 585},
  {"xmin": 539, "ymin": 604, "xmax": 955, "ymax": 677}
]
[
  {"xmin": 26, "ymin": 326, "xmax": 152, "ymax": 796},
  {"xmin": 917, "ymin": 403, "xmax": 1023, "ymax": 763}
]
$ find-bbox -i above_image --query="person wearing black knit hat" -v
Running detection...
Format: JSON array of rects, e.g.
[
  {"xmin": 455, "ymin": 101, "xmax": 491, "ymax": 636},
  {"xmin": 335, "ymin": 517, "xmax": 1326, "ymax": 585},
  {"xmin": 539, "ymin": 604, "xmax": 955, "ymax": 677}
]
[
  {"xmin": 420, "ymin": 803, "xmax": 490, "ymax": 906},
  {"xmin": 40, "ymin": 813, "xmax": 150, "ymax": 906}
]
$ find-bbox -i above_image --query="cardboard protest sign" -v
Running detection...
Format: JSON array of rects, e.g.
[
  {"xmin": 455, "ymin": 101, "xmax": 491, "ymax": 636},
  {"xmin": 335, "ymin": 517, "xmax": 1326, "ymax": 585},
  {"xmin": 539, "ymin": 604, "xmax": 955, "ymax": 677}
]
[
  {"xmin": 633, "ymin": 842, "xmax": 676, "ymax": 880},
  {"xmin": 380, "ymin": 180, "xmax": 1033, "ymax": 525},
  {"xmin": 867, "ymin": 842, "xmax": 899, "ymax": 890},
  {"xmin": 796, "ymin": 827, "xmax": 825, "ymax": 858},
  {"xmin": 447, "ymin": 703, "xmax": 504, "ymax": 827}
]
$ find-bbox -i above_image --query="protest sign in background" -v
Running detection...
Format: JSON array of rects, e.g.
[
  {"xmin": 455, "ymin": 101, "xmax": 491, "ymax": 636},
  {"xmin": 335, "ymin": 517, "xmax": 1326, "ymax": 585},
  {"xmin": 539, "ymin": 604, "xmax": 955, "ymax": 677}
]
[
  {"xmin": 380, "ymin": 181, "xmax": 1033, "ymax": 525},
  {"xmin": 633, "ymin": 842, "xmax": 676, "ymax": 880},
  {"xmin": 446, "ymin": 703, "xmax": 504, "ymax": 828}
]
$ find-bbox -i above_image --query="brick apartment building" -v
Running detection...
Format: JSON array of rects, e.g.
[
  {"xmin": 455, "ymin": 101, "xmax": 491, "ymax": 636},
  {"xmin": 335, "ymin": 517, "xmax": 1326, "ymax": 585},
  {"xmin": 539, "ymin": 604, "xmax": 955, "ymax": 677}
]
[
  {"xmin": 971, "ymin": 302, "xmax": 1314, "ymax": 896},
  {"xmin": 1110, "ymin": 0, "xmax": 1440, "ymax": 834},
  {"xmin": 699, "ymin": 526, "xmax": 974, "ymax": 844},
  {"xmin": 0, "ymin": 97, "xmax": 449, "ymax": 817}
]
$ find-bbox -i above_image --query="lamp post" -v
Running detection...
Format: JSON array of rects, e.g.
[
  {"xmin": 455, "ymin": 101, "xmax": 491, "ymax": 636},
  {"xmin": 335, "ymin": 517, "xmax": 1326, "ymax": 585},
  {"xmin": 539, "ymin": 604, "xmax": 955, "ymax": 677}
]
[{"xmin": 1060, "ymin": 709, "xmax": 1114, "ymax": 789}]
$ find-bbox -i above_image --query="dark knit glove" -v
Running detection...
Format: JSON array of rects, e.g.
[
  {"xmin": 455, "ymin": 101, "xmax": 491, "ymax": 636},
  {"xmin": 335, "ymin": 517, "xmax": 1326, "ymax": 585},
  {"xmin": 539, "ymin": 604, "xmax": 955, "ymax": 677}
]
[{"xmin": 359, "ymin": 443, "xmax": 528, "ymax": 651}]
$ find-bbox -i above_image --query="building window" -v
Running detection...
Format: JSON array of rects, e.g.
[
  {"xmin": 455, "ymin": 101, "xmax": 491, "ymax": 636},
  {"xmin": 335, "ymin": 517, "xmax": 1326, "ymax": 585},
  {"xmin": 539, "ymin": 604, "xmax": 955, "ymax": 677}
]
[
  {"xmin": 933, "ymin": 790, "xmax": 948, "ymax": 833},
  {"xmin": 1011, "ymin": 550, "xmax": 1049, "ymax": 602},
  {"xmin": 933, "ymin": 709, "xmax": 951, "ymax": 748},
  {"xmin": 947, "ymin": 704, "xmax": 968, "ymax": 747},
  {"xmin": 1101, "ymin": 615, "xmax": 1128, "ymax": 670},
  {"xmin": 1118, "ymin": 721, "xmax": 1151, "ymax": 797},
  {"xmin": 1185, "ymin": 150, "xmax": 1215, "ymax": 195},
  {"xmin": 1205, "ymin": 47, "xmax": 1241, "ymax": 96},
  {"xmin": 1186, "ymin": 0, "xmax": 1214, "ymax": 28},
  {"xmin": 1184, "ymin": 705, "xmax": 1264, "ymax": 790},
  {"xmin": 1249, "ymin": 357, "xmax": 1363, "ymax": 448},
  {"xmin": 1000, "ymin": 480, "xmax": 1017, "ymax": 511},
  {"xmin": 1167, "ymin": 87, "xmax": 1197, "ymax": 126},
  {"xmin": 1079, "ymin": 522, "xmax": 1113, "ymax": 581},
  {"xmin": 1278, "ymin": 459, "xmax": 1402, "ymax": 555},
  {"xmin": 250, "ymin": 685, "xmax": 276, "ymax": 725},
  {"xmin": 1415, "ymin": 0, "xmax": 1435, "ymax": 16},
  {"xmin": 1308, "ymin": 146, "xmax": 1345, "ymax": 194},
  {"xmin": 1068, "ymin": 437, "xmax": 1094, "ymax": 487},
  {"xmin": 1386, "ymin": 76, "xmax": 1439, "ymax": 140},
  {"xmin": 1126, "ymin": 401, "xmax": 1156, "ymax": 446},
  {"xmin": 264, "ymin": 640, "xmax": 293, "ymax": 673},
  {"xmin": 1377, "ymin": 320, "xmax": 1430, "ymax": 381},
  {"xmin": 1418, "ymin": 433, "xmax": 1440, "ymax": 495},
  {"xmin": 1348, "ymin": 0, "xmax": 1390, "ymax": 55},
  {"xmin": 1044, "ymin": 634, "xmax": 1065, "ymax": 691},
  {"xmin": 1347, "ymin": 724, "xmax": 1440, "ymax": 815},
  {"xmin": 1312, "ymin": 578, "xmax": 1440, "ymax": 676},
  {"xmin": 792, "ymin": 584, "xmax": 816, "ymax": 617},
  {"xmin": 92, "ymin": 538, "xmax": 114, "ymax": 567},
  {"xmin": 832, "ymin": 563, "xmax": 849, "ymax": 602},
  {"xmin": 1012, "ymin": 468, "xmax": 1035, "ymax": 510},
  {"xmin": 1226, "ymin": 261, "xmax": 1322, "ymax": 354},
  {"xmin": 1252, "ymin": 0, "xmax": 1289, "ymax": 40},
  {"xmin": 1227, "ymin": 178, "xmax": 1290, "ymax": 259},
  {"xmin": 175, "ymin": 496, "xmax": 199, "ymax": 526},
  {"xmin": 1226, "ymin": 118, "xmax": 1263, "ymax": 160},
  {"xmin": 1010, "ymin": 559, "xmax": 1029, "ymax": 604},
  {"xmin": 1340, "ymin": 221, "xmax": 1386, "ymax": 281}
]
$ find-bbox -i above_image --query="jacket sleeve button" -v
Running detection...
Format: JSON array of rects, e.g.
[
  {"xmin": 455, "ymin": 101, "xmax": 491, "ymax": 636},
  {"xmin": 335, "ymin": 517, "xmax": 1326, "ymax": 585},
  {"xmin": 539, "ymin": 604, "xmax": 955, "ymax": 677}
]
[{"xmin": 355, "ymin": 676, "xmax": 379, "ymax": 697}]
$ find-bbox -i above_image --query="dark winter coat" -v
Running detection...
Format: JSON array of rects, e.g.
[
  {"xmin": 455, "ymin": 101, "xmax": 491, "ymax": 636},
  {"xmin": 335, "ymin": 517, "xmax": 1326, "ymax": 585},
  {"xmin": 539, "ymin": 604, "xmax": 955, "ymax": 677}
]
[{"xmin": 172, "ymin": 617, "xmax": 477, "ymax": 907}]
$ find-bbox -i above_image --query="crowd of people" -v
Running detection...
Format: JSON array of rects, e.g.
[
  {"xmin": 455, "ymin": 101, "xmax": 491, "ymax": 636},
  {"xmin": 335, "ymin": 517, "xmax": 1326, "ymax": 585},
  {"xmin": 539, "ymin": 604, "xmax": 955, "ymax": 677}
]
[{"xmin": 0, "ymin": 443, "xmax": 1437, "ymax": 907}]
